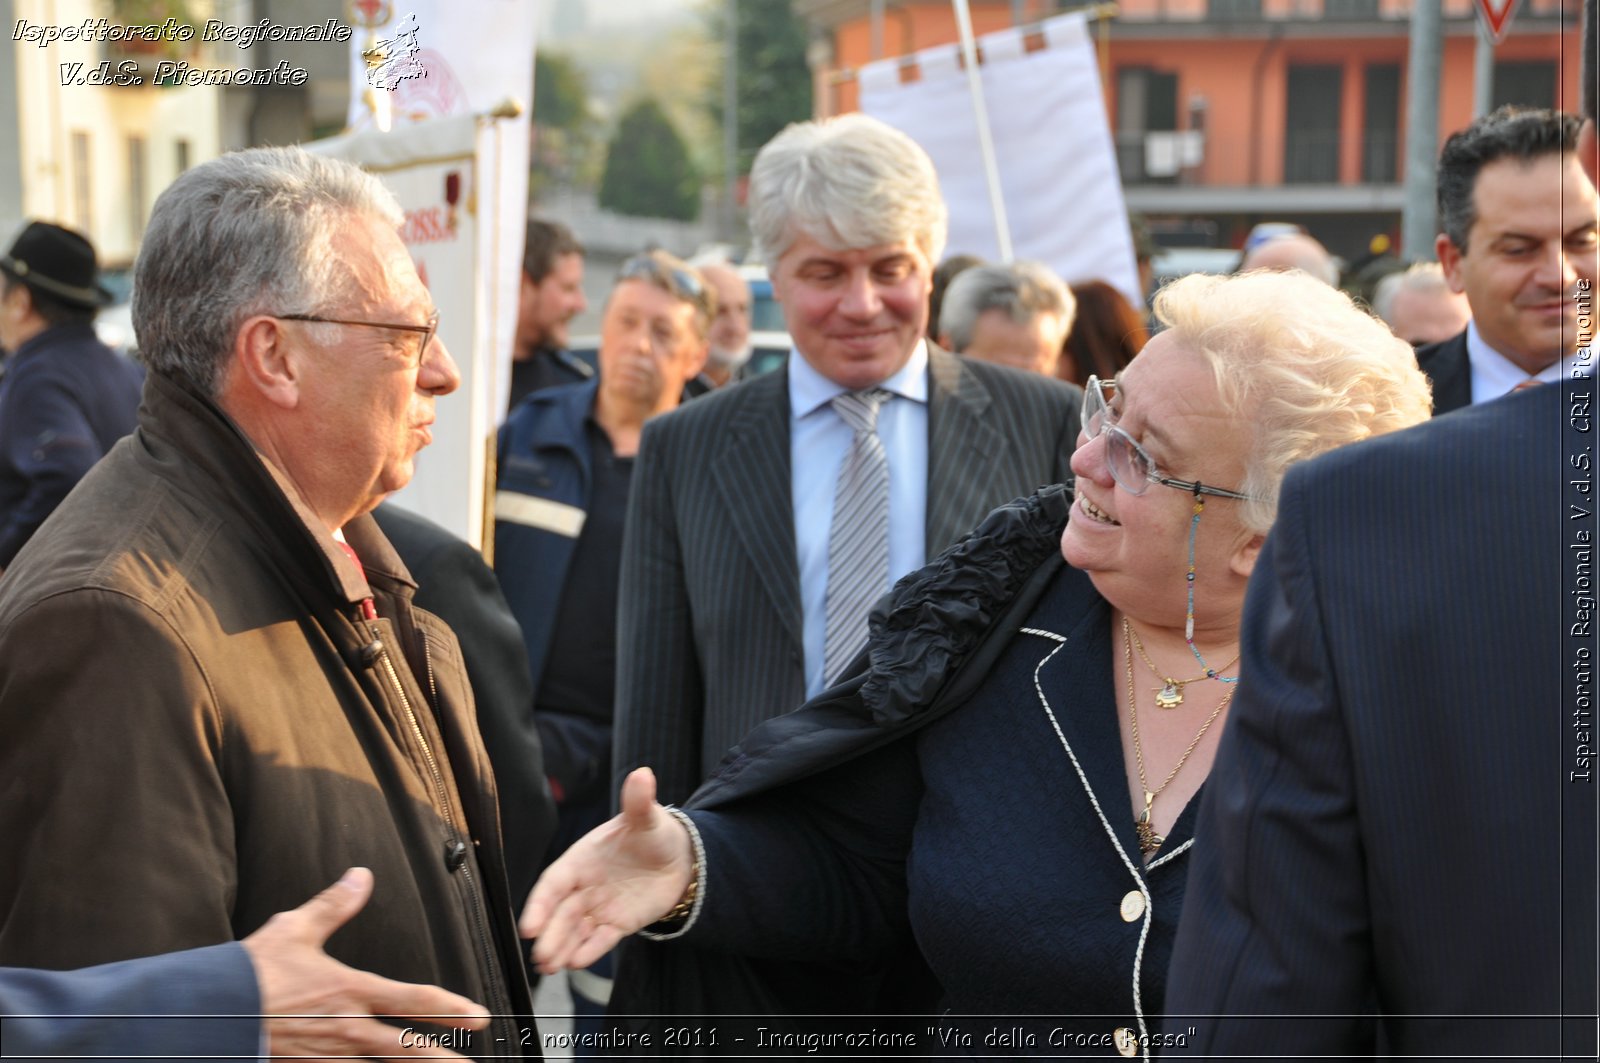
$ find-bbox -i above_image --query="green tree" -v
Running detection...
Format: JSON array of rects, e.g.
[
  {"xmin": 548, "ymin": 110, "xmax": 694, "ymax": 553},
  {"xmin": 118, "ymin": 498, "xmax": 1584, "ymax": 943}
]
[
  {"xmin": 532, "ymin": 51, "xmax": 593, "ymax": 196},
  {"xmin": 705, "ymin": 0, "xmax": 813, "ymax": 176},
  {"xmin": 598, "ymin": 99, "xmax": 702, "ymax": 221},
  {"xmin": 534, "ymin": 52, "xmax": 590, "ymax": 131}
]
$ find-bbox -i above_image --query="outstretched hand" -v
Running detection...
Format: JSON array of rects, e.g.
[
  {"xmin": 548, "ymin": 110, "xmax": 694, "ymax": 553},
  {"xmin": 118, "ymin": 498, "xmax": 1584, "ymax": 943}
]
[
  {"xmin": 242, "ymin": 867, "xmax": 489, "ymax": 1061},
  {"xmin": 520, "ymin": 767, "xmax": 695, "ymax": 973}
]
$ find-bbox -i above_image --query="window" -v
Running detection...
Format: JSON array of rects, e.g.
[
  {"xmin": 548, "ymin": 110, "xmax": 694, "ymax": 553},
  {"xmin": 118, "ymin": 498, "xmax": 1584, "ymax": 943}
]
[
  {"xmin": 1209, "ymin": 0, "xmax": 1263, "ymax": 18},
  {"xmin": 1284, "ymin": 65, "xmax": 1342, "ymax": 183},
  {"xmin": 1116, "ymin": 68, "xmax": 1179, "ymax": 183},
  {"xmin": 1492, "ymin": 61, "xmax": 1557, "ymax": 109},
  {"xmin": 1362, "ymin": 64, "xmax": 1400, "ymax": 183}
]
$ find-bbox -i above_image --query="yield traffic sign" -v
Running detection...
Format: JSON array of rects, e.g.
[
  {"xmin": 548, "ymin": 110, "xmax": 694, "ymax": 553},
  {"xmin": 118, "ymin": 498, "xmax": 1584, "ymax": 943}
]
[{"xmin": 1476, "ymin": 0, "xmax": 1518, "ymax": 44}]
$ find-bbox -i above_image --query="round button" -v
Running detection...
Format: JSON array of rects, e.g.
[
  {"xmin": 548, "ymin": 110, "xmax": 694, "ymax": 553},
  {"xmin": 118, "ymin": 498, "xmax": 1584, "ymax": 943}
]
[
  {"xmin": 1114, "ymin": 1027, "xmax": 1138, "ymax": 1057},
  {"xmin": 1120, "ymin": 890, "xmax": 1146, "ymax": 922}
]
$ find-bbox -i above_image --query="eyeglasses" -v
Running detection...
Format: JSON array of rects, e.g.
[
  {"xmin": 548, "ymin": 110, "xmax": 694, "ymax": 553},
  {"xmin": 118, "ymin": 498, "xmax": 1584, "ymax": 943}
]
[
  {"xmin": 276, "ymin": 309, "xmax": 440, "ymax": 367},
  {"xmin": 1082, "ymin": 375, "xmax": 1257, "ymax": 501},
  {"xmin": 617, "ymin": 254, "xmax": 713, "ymax": 317}
]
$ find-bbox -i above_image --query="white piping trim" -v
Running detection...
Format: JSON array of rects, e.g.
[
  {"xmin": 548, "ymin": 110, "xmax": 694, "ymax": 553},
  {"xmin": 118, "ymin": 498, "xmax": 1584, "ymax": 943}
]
[
  {"xmin": 1146, "ymin": 836, "xmax": 1195, "ymax": 872},
  {"xmin": 1020, "ymin": 626, "xmax": 1068, "ymax": 642},
  {"xmin": 1031, "ymin": 638, "xmax": 1156, "ymax": 1062}
]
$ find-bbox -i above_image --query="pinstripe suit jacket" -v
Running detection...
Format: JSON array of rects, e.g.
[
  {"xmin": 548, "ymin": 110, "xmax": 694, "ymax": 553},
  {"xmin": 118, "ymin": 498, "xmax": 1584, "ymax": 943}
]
[
  {"xmin": 614, "ymin": 348, "xmax": 1081, "ymax": 804},
  {"xmin": 1166, "ymin": 381, "xmax": 1597, "ymax": 1059}
]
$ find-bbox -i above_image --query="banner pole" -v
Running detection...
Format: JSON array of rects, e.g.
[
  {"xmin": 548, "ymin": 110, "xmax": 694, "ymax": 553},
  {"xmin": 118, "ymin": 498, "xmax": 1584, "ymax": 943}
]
[{"xmin": 950, "ymin": 0, "xmax": 1013, "ymax": 261}]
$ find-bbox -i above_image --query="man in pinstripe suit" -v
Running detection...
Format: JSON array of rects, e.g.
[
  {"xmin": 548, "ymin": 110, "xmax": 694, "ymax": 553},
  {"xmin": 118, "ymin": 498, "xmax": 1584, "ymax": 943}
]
[
  {"xmin": 612, "ymin": 114, "xmax": 1082, "ymax": 806},
  {"xmin": 1165, "ymin": 12, "xmax": 1598, "ymax": 1054}
]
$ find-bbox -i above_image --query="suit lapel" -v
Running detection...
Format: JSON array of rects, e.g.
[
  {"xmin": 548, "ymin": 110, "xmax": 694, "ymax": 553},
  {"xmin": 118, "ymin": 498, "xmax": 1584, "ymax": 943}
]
[
  {"xmin": 1418, "ymin": 330, "xmax": 1472, "ymax": 414},
  {"xmin": 710, "ymin": 371, "xmax": 804, "ymax": 648},
  {"xmin": 925, "ymin": 348, "xmax": 1007, "ymax": 555}
]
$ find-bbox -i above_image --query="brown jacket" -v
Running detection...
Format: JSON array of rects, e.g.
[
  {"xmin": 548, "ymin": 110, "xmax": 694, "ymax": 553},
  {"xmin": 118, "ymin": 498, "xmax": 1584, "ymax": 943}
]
[{"xmin": 0, "ymin": 371, "xmax": 534, "ymax": 1054}]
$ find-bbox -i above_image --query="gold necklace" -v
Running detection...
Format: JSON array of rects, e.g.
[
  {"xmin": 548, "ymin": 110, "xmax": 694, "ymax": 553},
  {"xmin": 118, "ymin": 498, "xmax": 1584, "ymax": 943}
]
[
  {"xmin": 1124, "ymin": 617, "xmax": 1240, "ymax": 710},
  {"xmin": 1125, "ymin": 625, "xmax": 1237, "ymax": 856}
]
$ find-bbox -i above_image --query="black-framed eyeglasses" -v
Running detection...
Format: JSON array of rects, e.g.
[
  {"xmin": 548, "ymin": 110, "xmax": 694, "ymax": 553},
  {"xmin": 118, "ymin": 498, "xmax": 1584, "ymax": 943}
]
[
  {"xmin": 276, "ymin": 309, "xmax": 440, "ymax": 367},
  {"xmin": 1082, "ymin": 374, "xmax": 1258, "ymax": 501}
]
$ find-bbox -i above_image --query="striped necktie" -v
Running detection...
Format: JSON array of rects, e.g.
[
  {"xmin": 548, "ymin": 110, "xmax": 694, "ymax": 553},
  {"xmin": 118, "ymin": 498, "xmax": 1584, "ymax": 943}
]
[{"xmin": 823, "ymin": 388, "xmax": 892, "ymax": 686}]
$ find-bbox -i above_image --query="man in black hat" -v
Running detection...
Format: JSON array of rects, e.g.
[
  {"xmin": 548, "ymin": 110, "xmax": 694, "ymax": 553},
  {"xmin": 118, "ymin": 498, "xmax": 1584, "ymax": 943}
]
[{"xmin": 0, "ymin": 220, "xmax": 143, "ymax": 568}]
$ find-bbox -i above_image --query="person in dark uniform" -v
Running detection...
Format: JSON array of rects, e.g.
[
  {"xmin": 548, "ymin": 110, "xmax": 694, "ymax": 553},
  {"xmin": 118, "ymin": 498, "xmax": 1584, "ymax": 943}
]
[{"xmin": 0, "ymin": 221, "xmax": 143, "ymax": 567}]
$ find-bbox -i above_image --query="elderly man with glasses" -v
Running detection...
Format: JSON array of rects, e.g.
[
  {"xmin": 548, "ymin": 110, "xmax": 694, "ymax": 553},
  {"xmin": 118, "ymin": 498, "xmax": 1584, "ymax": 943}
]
[
  {"xmin": 0, "ymin": 147, "xmax": 537, "ymax": 1054},
  {"xmin": 492, "ymin": 249, "xmax": 712, "ymax": 1038}
]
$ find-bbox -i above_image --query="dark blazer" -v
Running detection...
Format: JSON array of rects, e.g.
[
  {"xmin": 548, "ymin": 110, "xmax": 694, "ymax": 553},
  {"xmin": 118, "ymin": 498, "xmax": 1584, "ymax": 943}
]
[
  {"xmin": 1166, "ymin": 382, "xmax": 1597, "ymax": 1059},
  {"xmin": 371, "ymin": 502, "xmax": 558, "ymax": 905},
  {"xmin": 613, "ymin": 348, "xmax": 1082, "ymax": 804},
  {"xmin": 1, "ymin": 943, "xmax": 257, "ymax": 1059},
  {"xmin": 1413, "ymin": 328, "xmax": 1471, "ymax": 413}
]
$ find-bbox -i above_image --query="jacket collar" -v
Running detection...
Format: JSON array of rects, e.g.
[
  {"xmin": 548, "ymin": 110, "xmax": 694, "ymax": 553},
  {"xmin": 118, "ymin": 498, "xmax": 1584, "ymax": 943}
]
[
  {"xmin": 6, "ymin": 321, "xmax": 104, "ymax": 364},
  {"xmin": 138, "ymin": 370, "xmax": 412, "ymax": 614}
]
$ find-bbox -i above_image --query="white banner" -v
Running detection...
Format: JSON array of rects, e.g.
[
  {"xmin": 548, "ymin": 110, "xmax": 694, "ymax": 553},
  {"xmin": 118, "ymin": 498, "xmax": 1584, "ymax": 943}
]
[{"xmin": 859, "ymin": 12, "xmax": 1140, "ymax": 309}]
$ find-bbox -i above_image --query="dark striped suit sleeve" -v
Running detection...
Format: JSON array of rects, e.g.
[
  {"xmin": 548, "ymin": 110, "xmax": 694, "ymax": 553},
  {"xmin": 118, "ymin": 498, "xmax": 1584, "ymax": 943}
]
[
  {"xmin": 1164, "ymin": 468, "xmax": 1375, "ymax": 1057},
  {"xmin": 614, "ymin": 414, "xmax": 705, "ymax": 808}
]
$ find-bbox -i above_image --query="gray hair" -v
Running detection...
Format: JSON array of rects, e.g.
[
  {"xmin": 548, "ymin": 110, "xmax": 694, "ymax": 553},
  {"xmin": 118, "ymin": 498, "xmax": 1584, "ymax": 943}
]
[
  {"xmin": 133, "ymin": 146, "xmax": 403, "ymax": 395},
  {"xmin": 1371, "ymin": 262, "xmax": 1454, "ymax": 325},
  {"xmin": 1154, "ymin": 270, "xmax": 1433, "ymax": 535},
  {"xmin": 1238, "ymin": 233, "xmax": 1340, "ymax": 287},
  {"xmin": 1436, "ymin": 107, "xmax": 1578, "ymax": 252},
  {"xmin": 938, "ymin": 261, "xmax": 1075, "ymax": 352},
  {"xmin": 747, "ymin": 113, "xmax": 948, "ymax": 268}
]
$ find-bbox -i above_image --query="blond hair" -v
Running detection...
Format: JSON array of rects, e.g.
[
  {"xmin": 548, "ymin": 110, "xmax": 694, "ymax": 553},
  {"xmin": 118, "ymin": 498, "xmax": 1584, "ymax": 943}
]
[{"xmin": 1154, "ymin": 269, "xmax": 1433, "ymax": 533}]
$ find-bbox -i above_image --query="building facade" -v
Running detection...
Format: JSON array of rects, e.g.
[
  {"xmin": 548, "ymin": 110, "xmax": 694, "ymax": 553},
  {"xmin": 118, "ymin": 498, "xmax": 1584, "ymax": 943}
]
[{"xmin": 794, "ymin": 0, "xmax": 1582, "ymax": 259}]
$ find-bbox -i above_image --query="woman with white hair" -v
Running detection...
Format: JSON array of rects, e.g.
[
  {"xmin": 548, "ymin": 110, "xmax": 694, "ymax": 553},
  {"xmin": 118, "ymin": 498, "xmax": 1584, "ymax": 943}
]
[{"xmin": 523, "ymin": 269, "xmax": 1431, "ymax": 1055}]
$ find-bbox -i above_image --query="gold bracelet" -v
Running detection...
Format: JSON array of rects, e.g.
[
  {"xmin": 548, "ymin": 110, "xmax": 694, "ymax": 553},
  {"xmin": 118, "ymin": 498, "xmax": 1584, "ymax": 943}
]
[{"xmin": 659, "ymin": 859, "xmax": 699, "ymax": 924}]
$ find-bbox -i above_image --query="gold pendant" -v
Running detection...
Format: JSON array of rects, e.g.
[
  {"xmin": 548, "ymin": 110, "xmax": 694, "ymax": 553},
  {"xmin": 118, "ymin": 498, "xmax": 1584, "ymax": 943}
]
[
  {"xmin": 1135, "ymin": 819, "xmax": 1163, "ymax": 855},
  {"xmin": 1155, "ymin": 681, "xmax": 1184, "ymax": 709},
  {"xmin": 1136, "ymin": 792, "xmax": 1164, "ymax": 855}
]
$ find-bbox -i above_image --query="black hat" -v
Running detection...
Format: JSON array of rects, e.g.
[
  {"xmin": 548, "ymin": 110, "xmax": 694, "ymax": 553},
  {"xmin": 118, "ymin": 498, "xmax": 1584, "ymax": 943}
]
[{"xmin": 0, "ymin": 221, "xmax": 113, "ymax": 308}]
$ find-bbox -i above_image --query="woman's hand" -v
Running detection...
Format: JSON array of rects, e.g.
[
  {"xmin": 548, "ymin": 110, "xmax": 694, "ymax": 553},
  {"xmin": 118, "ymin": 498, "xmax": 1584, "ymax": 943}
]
[{"xmin": 519, "ymin": 768, "xmax": 695, "ymax": 973}]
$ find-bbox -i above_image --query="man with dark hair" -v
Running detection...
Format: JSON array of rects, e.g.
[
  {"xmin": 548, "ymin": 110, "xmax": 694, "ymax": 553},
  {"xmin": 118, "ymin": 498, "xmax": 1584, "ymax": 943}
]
[
  {"xmin": 1165, "ymin": 6, "xmax": 1598, "ymax": 1056},
  {"xmin": 1418, "ymin": 106, "xmax": 1596, "ymax": 411},
  {"xmin": 509, "ymin": 218, "xmax": 590, "ymax": 410},
  {"xmin": 0, "ymin": 221, "xmax": 143, "ymax": 567}
]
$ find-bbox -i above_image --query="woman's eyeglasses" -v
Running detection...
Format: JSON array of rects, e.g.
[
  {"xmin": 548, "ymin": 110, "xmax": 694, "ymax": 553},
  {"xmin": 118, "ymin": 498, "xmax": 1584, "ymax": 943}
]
[{"xmin": 1081, "ymin": 375, "xmax": 1257, "ymax": 501}]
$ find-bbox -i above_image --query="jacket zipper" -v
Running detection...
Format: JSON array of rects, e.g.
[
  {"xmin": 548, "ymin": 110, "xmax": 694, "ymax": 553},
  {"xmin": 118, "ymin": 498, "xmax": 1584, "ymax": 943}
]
[{"xmin": 369, "ymin": 620, "xmax": 518, "ymax": 1053}]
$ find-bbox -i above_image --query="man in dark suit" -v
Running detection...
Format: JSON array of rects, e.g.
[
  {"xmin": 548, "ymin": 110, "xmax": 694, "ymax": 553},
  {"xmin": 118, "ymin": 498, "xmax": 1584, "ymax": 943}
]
[
  {"xmin": 613, "ymin": 114, "xmax": 1082, "ymax": 806},
  {"xmin": 1415, "ymin": 107, "xmax": 1596, "ymax": 412},
  {"xmin": 1166, "ymin": 16, "xmax": 1599, "ymax": 1054}
]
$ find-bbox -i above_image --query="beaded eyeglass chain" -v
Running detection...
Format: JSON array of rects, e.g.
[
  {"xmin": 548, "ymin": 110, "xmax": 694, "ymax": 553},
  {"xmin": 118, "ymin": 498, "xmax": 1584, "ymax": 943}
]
[{"xmin": 1184, "ymin": 490, "xmax": 1240, "ymax": 684}]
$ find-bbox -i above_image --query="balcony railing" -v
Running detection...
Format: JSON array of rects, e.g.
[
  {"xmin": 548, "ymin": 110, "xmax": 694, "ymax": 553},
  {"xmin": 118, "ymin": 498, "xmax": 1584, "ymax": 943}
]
[{"xmin": 1114, "ymin": 129, "xmax": 1404, "ymax": 186}]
